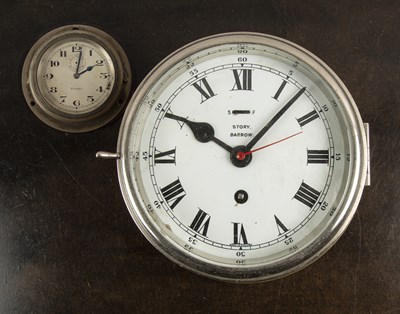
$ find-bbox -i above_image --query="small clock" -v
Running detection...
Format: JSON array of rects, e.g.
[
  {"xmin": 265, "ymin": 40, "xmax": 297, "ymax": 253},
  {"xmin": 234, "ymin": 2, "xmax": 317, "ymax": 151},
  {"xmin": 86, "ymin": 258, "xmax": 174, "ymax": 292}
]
[
  {"xmin": 22, "ymin": 24, "xmax": 131, "ymax": 132},
  {"xmin": 98, "ymin": 32, "xmax": 370, "ymax": 282}
]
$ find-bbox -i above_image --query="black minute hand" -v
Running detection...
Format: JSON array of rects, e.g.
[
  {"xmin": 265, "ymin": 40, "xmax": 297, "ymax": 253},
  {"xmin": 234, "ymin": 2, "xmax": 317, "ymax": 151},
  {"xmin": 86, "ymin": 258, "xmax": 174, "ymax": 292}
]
[
  {"xmin": 245, "ymin": 86, "xmax": 306, "ymax": 151},
  {"xmin": 164, "ymin": 112, "xmax": 232, "ymax": 153}
]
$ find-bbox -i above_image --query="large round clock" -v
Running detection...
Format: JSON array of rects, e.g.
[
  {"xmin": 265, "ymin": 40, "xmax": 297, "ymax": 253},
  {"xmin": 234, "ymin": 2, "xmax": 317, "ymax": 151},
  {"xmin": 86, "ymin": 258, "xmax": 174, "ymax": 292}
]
[
  {"xmin": 97, "ymin": 32, "xmax": 370, "ymax": 282},
  {"xmin": 22, "ymin": 24, "xmax": 131, "ymax": 133}
]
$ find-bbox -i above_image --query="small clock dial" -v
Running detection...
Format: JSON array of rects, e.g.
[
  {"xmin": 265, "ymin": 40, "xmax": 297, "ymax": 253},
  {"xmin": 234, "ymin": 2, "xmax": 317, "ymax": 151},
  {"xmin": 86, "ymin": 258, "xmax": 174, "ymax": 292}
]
[
  {"xmin": 22, "ymin": 25, "xmax": 131, "ymax": 133},
  {"xmin": 116, "ymin": 33, "xmax": 368, "ymax": 282},
  {"xmin": 37, "ymin": 39, "xmax": 115, "ymax": 114}
]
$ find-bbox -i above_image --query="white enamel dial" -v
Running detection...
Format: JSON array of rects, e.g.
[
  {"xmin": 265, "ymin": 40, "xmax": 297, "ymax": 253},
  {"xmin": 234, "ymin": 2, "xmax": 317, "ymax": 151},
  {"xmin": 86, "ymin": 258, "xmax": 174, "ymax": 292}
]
[
  {"xmin": 37, "ymin": 39, "xmax": 115, "ymax": 114},
  {"xmin": 116, "ymin": 33, "xmax": 368, "ymax": 282}
]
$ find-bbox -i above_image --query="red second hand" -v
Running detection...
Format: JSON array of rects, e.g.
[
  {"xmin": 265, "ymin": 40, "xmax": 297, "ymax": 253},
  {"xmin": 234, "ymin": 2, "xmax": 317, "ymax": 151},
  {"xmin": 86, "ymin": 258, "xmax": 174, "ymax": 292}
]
[{"xmin": 236, "ymin": 131, "xmax": 303, "ymax": 161}]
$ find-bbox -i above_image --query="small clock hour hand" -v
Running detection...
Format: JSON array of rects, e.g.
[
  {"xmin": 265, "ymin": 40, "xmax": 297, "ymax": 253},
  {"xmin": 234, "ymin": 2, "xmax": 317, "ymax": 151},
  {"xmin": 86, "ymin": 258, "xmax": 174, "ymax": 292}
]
[
  {"xmin": 164, "ymin": 112, "xmax": 233, "ymax": 153},
  {"xmin": 245, "ymin": 87, "xmax": 306, "ymax": 151}
]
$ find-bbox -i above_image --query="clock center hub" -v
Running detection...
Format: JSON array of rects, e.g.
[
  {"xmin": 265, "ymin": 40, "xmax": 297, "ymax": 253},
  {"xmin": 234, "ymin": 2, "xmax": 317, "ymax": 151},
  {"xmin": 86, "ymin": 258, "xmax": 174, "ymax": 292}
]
[{"xmin": 230, "ymin": 146, "xmax": 252, "ymax": 168}]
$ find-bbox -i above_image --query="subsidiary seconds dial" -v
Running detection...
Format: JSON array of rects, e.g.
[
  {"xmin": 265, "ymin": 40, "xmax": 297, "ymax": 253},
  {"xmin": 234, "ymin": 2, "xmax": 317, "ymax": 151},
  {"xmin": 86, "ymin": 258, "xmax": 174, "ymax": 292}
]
[{"xmin": 99, "ymin": 32, "xmax": 370, "ymax": 282}]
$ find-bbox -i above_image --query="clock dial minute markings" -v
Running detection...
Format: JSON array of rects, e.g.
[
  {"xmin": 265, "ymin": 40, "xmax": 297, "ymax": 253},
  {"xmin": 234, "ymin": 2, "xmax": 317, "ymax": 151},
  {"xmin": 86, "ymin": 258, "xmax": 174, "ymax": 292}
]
[{"xmin": 164, "ymin": 112, "xmax": 233, "ymax": 153}]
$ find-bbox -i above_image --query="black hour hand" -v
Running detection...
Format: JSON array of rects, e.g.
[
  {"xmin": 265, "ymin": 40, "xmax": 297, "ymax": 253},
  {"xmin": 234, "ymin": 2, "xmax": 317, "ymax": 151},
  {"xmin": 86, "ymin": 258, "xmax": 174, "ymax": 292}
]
[
  {"xmin": 78, "ymin": 64, "xmax": 100, "ymax": 76},
  {"xmin": 164, "ymin": 112, "xmax": 232, "ymax": 153}
]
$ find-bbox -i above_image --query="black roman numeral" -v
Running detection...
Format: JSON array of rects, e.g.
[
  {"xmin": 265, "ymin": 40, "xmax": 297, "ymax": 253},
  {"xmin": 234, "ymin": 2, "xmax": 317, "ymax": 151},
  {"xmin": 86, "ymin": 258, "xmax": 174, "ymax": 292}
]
[
  {"xmin": 189, "ymin": 209, "xmax": 211, "ymax": 236},
  {"xmin": 160, "ymin": 179, "xmax": 186, "ymax": 210},
  {"xmin": 232, "ymin": 222, "xmax": 248, "ymax": 245},
  {"xmin": 307, "ymin": 149, "xmax": 329, "ymax": 164},
  {"xmin": 192, "ymin": 78, "xmax": 216, "ymax": 103},
  {"xmin": 274, "ymin": 215, "xmax": 289, "ymax": 235},
  {"xmin": 232, "ymin": 69, "xmax": 253, "ymax": 91},
  {"xmin": 293, "ymin": 182, "xmax": 321, "ymax": 208},
  {"xmin": 272, "ymin": 80, "xmax": 288, "ymax": 100},
  {"xmin": 296, "ymin": 109, "xmax": 319, "ymax": 127},
  {"xmin": 154, "ymin": 148, "xmax": 176, "ymax": 164}
]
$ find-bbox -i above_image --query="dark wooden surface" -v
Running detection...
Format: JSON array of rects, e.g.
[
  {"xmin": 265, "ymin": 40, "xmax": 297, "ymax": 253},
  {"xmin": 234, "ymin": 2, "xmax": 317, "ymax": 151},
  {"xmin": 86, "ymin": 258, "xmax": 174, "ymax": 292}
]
[{"xmin": 0, "ymin": 1, "xmax": 399, "ymax": 313}]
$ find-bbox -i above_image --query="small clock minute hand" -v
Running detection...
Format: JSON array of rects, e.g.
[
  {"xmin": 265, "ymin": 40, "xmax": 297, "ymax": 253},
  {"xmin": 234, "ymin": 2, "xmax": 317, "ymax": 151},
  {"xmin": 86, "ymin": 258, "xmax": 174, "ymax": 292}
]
[
  {"xmin": 245, "ymin": 86, "xmax": 306, "ymax": 151},
  {"xmin": 78, "ymin": 64, "xmax": 100, "ymax": 76},
  {"xmin": 164, "ymin": 112, "xmax": 233, "ymax": 153},
  {"xmin": 73, "ymin": 49, "xmax": 83, "ymax": 79}
]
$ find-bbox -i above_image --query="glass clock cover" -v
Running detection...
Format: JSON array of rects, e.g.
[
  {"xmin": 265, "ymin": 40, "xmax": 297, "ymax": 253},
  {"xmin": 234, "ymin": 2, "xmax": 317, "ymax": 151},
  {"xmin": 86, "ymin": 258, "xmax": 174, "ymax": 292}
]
[{"xmin": 100, "ymin": 32, "xmax": 369, "ymax": 282}]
